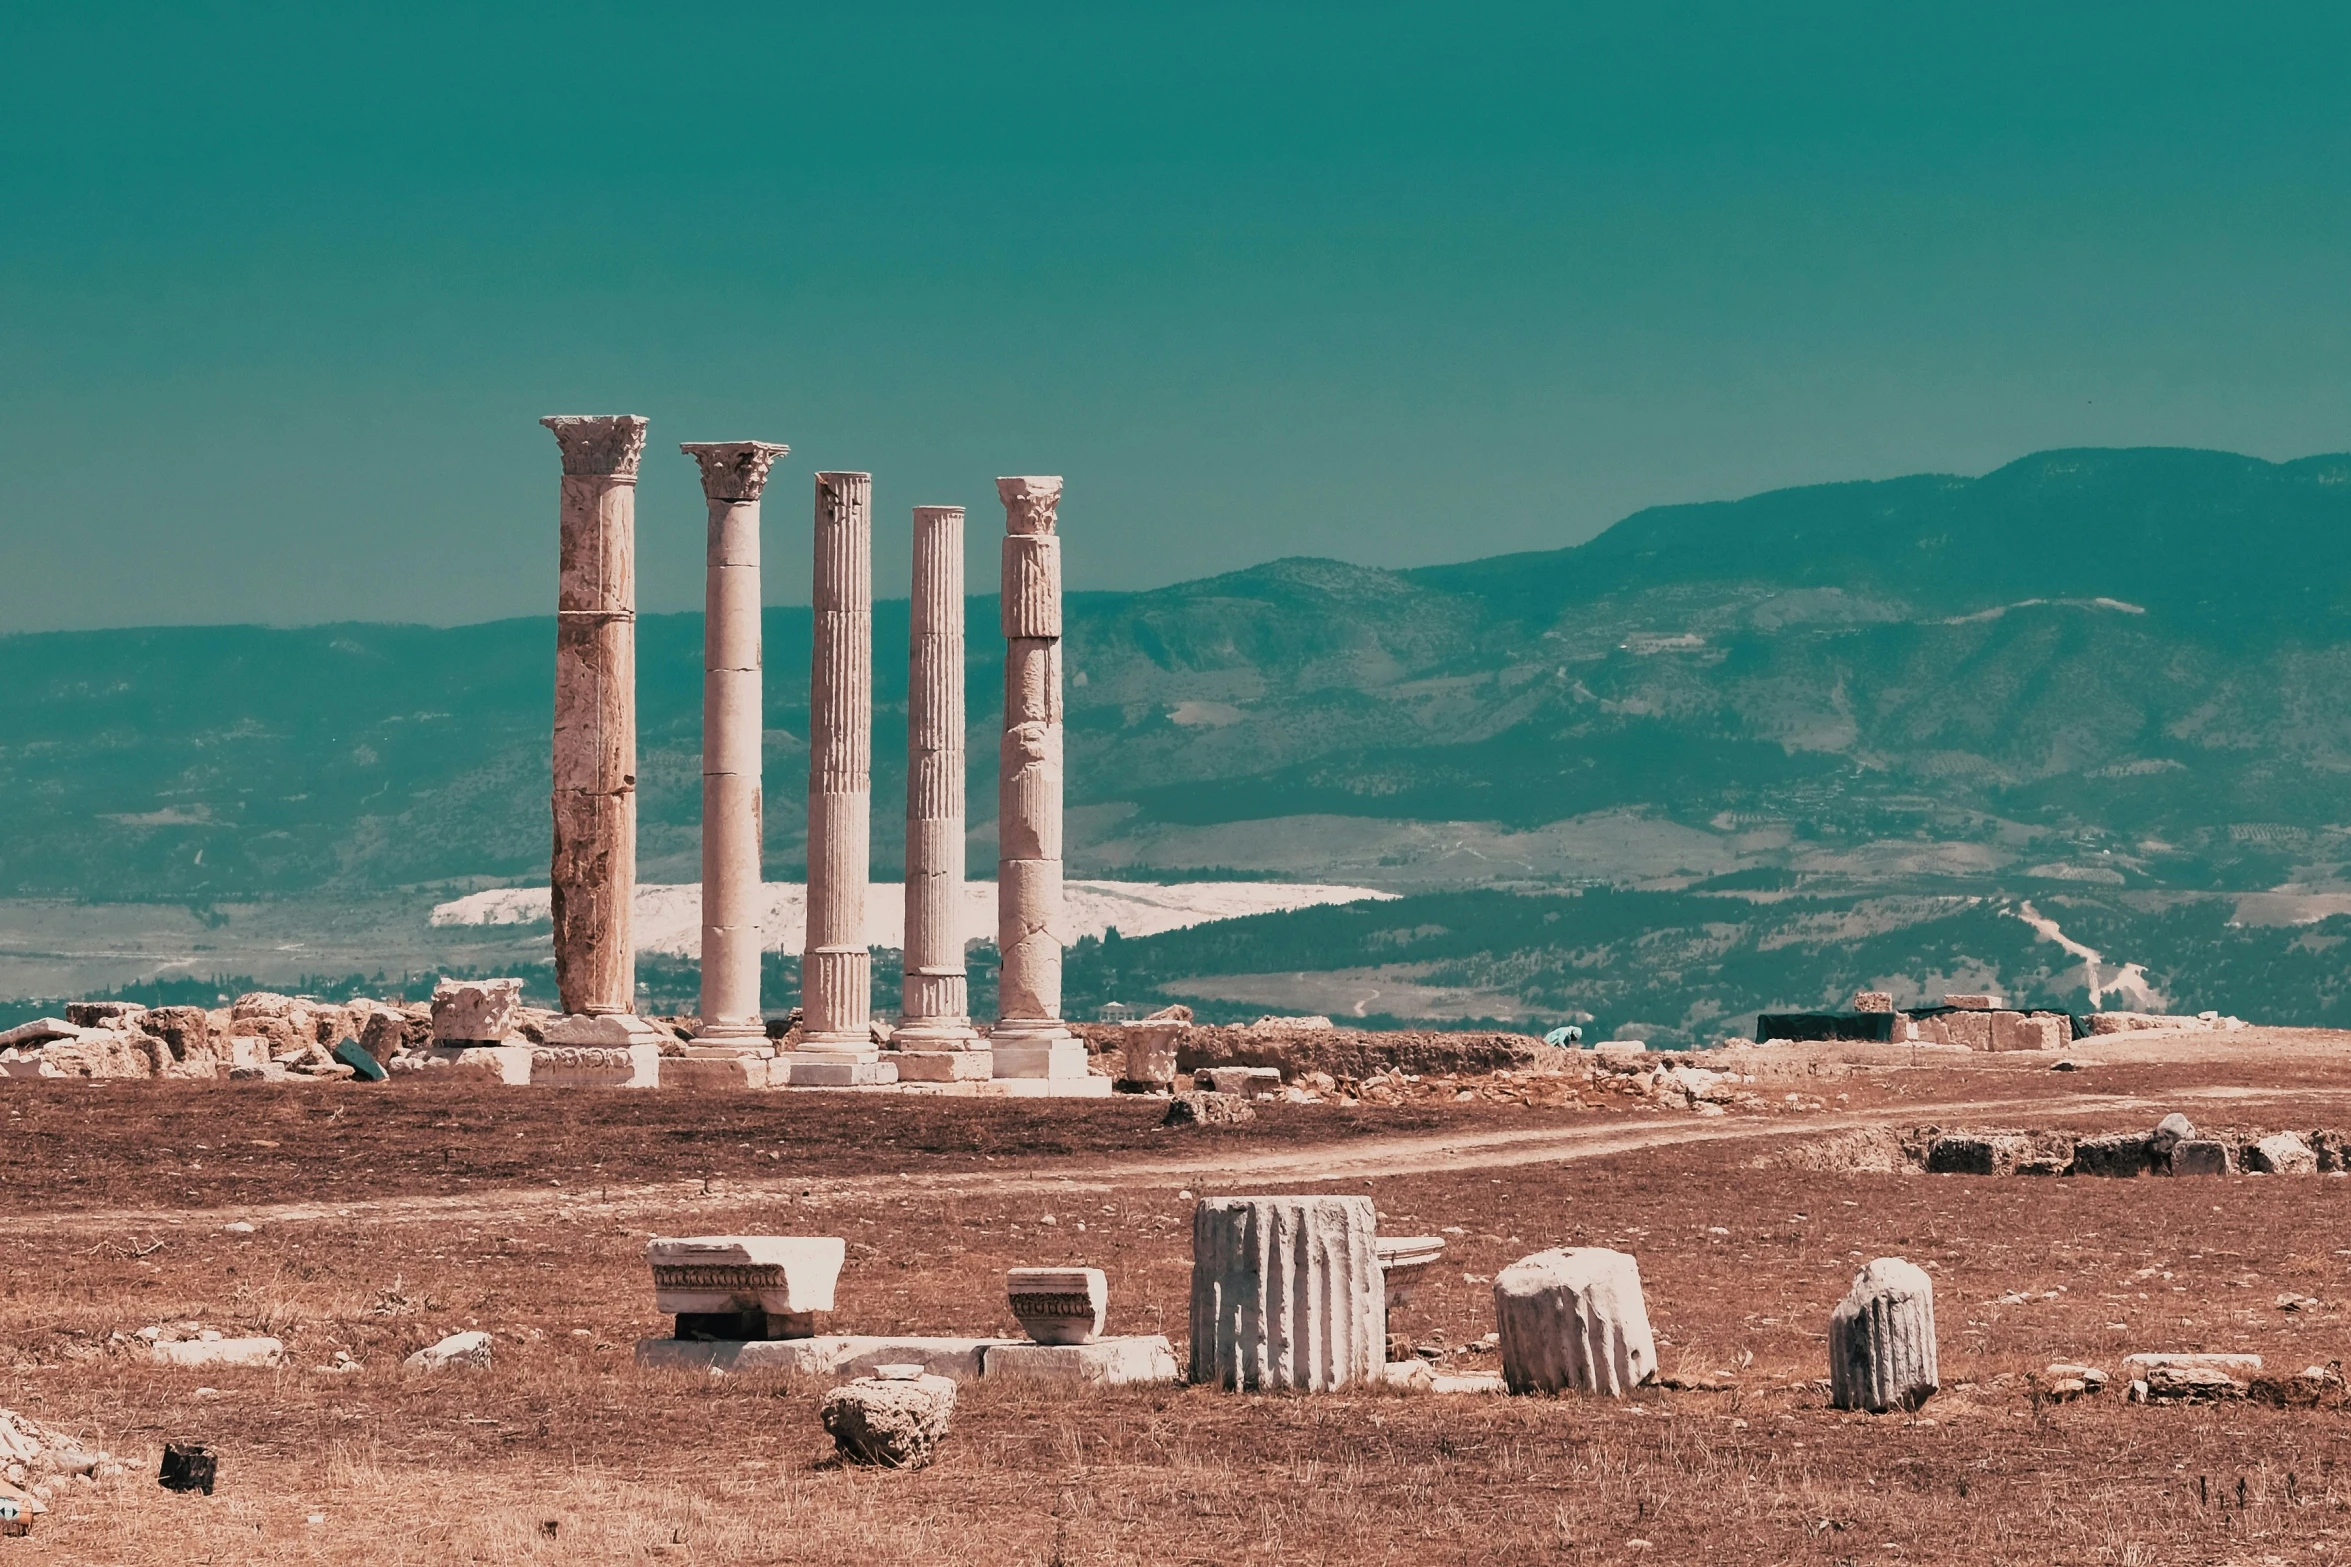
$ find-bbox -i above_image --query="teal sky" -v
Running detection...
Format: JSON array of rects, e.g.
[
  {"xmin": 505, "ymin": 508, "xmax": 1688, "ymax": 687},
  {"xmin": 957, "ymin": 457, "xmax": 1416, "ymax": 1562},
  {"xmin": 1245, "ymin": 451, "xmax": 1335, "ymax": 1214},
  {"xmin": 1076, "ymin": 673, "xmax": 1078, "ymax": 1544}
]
[{"xmin": 4, "ymin": 2, "xmax": 2348, "ymax": 630}]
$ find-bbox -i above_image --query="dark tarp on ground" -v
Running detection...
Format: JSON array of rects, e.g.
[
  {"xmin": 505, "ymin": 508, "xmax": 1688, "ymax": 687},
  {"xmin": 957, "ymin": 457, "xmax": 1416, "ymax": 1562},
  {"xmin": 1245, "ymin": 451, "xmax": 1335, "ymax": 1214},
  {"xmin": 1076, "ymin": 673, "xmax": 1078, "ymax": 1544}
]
[{"xmin": 1754, "ymin": 1011, "xmax": 1897, "ymax": 1044}]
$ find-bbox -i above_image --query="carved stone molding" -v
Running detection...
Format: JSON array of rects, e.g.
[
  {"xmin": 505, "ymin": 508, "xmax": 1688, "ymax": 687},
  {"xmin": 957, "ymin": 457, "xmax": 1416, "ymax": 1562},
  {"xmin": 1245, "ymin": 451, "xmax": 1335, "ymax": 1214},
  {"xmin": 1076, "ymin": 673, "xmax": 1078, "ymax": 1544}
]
[
  {"xmin": 681, "ymin": 440, "xmax": 790, "ymax": 502},
  {"xmin": 996, "ymin": 475, "xmax": 1064, "ymax": 535},
  {"xmin": 541, "ymin": 415, "xmax": 650, "ymax": 479}
]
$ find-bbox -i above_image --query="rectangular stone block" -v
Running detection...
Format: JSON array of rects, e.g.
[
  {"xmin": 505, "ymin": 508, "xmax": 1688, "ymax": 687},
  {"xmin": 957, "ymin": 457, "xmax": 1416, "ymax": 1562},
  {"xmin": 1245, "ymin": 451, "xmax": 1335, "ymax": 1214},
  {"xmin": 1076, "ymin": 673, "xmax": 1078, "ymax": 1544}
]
[
  {"xmin": 1988, "ymin": 1011, "xmax": 2062, "ymax": 1052},
  {"xmin": 1943, "ymin": 994, "xmax": 1999, "ymax": 1010},
  {"xmin": 531, "ymin": 1043, "xmax": 660, "ymax": 1088},
  {"xmin": 992, "ymin": 1036, "xmax": 1089, "ymax": 1080},
  {"xmin": 635, "ymin": 1334, "xmax": 1018, "ymax": 1380},
  {"xmin": 982, "ymin": 1337, "xmax": 1179, "ymax": 1386},
  {"xmin": 1941, "ymin": 1010, "xmax": 1993, "ymax": 1050},
  {"xmin": 2168, "ymin": 1139, "xmax": 2233, "ymax": 1176},
  {"xmin": 663, "ymin": 1055, "xmax": 776, "ymax": 1091},
  {"xmin": 2069, "ymin": 1133, "xmax": 2151, "ymax": 1177},
  {"xmin": 893, "ymin": 1049, "xmax": 993, "ymax": 1082},
  {"xmin": 777, "ymin": 1054, "xmax": 897, "ymax": 1087},
  {"xmin": 422, "ymin": 1043, "xmax": 534, "ymax": 1084},
  {"xmin": 648, "ymin": 1236, "xmax": 844, "ymax": 1317}
]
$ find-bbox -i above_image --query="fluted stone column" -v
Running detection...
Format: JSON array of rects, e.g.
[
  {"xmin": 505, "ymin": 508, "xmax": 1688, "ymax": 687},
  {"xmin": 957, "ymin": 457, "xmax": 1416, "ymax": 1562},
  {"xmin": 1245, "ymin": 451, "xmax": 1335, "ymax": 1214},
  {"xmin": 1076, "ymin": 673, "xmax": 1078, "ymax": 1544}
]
[
  {"xmin": 991, "ymin": 476, "xmax": 1086, "ymax": 1080},
  {"xmin": 1189, "ymin": 1195, "xmax": 1385, "ymax": 1390},
  {"xmin": 542, "ymin": 415, "xmax": 649, "ymax": 1021},
  {"xmin": 782, "ymin": 472, "xmax": 893, "ymax": 1087},
  {"xmin": 1828, "ymin": 1257, "xmax": 1939, "ymax": 1412},
  {"xmin": 894, "ymin": 505, "xmax": 988, "ymax": 1079},
  {"xmin": 1494, "ymin": 1246, "xmax": 1659, "ymax": 1396},
  {"xmin": 681, "ymin": 441, "xmax": 788, "ymax": 1054}
]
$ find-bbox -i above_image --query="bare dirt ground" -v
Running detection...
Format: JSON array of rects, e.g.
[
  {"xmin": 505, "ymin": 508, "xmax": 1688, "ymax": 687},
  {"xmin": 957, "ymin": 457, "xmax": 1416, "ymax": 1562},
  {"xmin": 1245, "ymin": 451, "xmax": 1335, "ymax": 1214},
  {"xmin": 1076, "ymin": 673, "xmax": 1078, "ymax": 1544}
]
[{"xmin": 9, "ymin": 1028, "xmax": 2351, "ymax": 1563}]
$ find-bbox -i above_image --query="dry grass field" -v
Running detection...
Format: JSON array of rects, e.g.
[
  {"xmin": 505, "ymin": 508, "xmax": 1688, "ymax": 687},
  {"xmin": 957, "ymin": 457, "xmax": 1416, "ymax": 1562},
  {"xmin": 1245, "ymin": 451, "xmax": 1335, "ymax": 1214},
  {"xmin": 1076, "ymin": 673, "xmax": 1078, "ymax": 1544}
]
[{"xmin": 8, "ymin": 1031, "xmax": 2351, "ymax": 1563}]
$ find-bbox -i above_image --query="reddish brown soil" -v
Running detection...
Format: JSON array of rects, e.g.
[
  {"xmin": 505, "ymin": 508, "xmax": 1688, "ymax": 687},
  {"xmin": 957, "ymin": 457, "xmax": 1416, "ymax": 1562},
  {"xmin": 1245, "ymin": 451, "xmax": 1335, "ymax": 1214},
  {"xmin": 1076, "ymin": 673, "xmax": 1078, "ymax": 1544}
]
[{"xmin": 9, "ymin": 1030, "xmax": 2351, "ymax": 1563}]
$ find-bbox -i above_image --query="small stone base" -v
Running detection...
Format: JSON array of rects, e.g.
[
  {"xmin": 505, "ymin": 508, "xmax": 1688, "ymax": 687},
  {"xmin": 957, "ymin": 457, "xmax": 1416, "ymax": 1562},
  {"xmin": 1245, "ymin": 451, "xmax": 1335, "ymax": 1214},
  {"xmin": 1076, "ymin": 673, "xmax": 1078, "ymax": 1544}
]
[
  {"xmin": 777, "ymin": 1055, "xmax": 900, "ymax": 1088},
  {"xmin": 893, "ymin": 1049, "xmax": 994, "ymax": 1082},
  {"xmin": 530, "ymin": 1043, "xmax": 661, "ymax": 1088},
  {"xmin": 424, "ymin": 1044, "xmax": 534, "ymax": 1085},
  {"xmin": 635, "ymin": 1333, "xmax": 1017, "ymax": 1380},
  {"xmin": 981, "ymin": 1336, "xmax": 1179, "ymax": 1386},
  {"xmin": 663, "ymin": 1056, "xmax": 775, "ymax": 1092}
]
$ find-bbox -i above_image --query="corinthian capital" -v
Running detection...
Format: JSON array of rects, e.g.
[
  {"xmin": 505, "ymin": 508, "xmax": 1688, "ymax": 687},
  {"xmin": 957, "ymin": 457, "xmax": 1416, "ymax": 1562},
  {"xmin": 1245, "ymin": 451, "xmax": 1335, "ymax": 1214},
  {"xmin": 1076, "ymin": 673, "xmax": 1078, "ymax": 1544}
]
[
  {"xmin": 541, "ymin": 415, "xmax": 651, "ymax": 479},
  {"xmin": 680, "ymin": 441, "xmax": 791, "ymax": 502},
  {"xmin": 996, "ymin": 475, "xmax": 1064, "ymax": 535}
]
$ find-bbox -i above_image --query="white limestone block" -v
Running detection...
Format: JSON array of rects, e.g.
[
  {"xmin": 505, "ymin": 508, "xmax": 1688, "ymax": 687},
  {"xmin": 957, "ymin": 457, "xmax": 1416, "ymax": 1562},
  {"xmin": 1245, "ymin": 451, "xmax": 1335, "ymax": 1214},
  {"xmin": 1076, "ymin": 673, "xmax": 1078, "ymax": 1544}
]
[
  {"xmin": 1494, "ymin": 1247, "xmax": 1657, "ymax": 1397},
  {"xmin": 2247, "ymin": 1132, "xmax": 2317, "ymax": 1174},
  {"xmin": 1007, "ymin": 1267, "xmax": 1107, "ymax": 1344},
  {"xmin": 1119, "ymin": 1021, "xmax": 1181, "ymax": 1086},
  {"xmin": 646, "ymin": 1236, "xmax": 844, "ymax": 1317},
  {"xmin": 1189, "ymin": 1195, "xmax": 1383, "ymax": 1391},
  {"xmin": 983, "ymin": 1337, "xmax": 1178, "ymax": 1386},
  {"xmin": 1828, "ymin": 1257, "xmax": 1939, "ymax": 1413},
  {"xmin": 147, "ymin": 1336, "xmax": 284, "ymax": 1370}
]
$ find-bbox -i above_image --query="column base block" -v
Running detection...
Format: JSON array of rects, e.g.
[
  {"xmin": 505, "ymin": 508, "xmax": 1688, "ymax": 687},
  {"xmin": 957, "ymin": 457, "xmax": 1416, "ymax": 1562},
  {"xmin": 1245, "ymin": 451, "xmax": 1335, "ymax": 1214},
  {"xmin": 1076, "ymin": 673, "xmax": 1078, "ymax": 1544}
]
[
  {"xmin": 991, "ymin": 1032, "xmax": 1090, "ymax": 1080},
  {"xmin": 777, "ymin": 1054, "xmax": 900, "ymax": 1087},
  {"xmin": 423, "ymin": 1044, "xmax": 534, "ymax": 1085},
  {"xmin": 530, "ymin": 1042, "xmax": 661, "ymax": 1088},
  {"xmin": 893, "ymin": 1049, "xmax": 995, "ymax": 1082},
  {"xmin": 982, "ymin": 1336, "xmax": 1181, "ymax": 1386},
  {"xmin": 662, "ymin": 1055, "xmax": 775, "ymax": 1092},
  {"xmin": 546, "ymin": 1013, "xmax": 672, "ymax": 1047}
]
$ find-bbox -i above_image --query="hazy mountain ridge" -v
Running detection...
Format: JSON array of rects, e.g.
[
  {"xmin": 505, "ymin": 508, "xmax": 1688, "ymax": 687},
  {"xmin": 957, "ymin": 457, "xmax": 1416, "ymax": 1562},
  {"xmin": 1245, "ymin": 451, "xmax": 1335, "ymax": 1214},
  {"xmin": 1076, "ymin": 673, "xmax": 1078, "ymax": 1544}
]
[{"xmin": 5, "ymin": 446, "xmax": 2350, "ymax": 910}]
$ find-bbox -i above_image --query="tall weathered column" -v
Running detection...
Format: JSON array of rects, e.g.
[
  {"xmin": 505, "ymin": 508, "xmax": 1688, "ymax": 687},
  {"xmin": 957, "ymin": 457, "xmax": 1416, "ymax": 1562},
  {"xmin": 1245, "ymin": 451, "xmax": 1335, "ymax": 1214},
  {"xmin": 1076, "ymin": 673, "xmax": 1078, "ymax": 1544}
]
[
  {"xmin": 782, "ymin": 472, "xmax": 894, "ymax": 1086},
  {"xmin": 542, "ymin": 415, "xmax": 649, "ymax": 1020},
  {"xmin": 680, "ymin": 441, "xmax": 788, "ymax": 1053},
  {"xmin": 991, "ymin": 476, "xmax": 1086, "ymax": 1080},
  {"xmin": 894, "ymin": 505, "xmax": 988, "ymax": 1080}
]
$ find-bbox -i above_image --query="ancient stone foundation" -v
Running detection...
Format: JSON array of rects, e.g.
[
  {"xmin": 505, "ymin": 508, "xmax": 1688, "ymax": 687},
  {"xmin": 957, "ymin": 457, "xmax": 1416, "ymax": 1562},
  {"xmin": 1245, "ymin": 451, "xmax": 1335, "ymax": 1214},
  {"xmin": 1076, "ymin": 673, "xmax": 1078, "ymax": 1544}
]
[{"xmin": 1189, "ymin": 1195, "xmax": 1384, "ymax": 1390}]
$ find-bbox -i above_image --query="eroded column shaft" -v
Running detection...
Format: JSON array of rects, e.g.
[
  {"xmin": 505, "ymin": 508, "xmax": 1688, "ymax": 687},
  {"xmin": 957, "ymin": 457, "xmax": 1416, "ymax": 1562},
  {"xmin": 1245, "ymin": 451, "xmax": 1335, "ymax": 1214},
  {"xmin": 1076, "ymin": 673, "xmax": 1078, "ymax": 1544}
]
[
  {"xmin": 544, "ymin": 414, "xmax": 649, "ymax": 1017},
  {"xmin": 801, "ymin": 471, "xmax": 873, "ymax": 1049}
]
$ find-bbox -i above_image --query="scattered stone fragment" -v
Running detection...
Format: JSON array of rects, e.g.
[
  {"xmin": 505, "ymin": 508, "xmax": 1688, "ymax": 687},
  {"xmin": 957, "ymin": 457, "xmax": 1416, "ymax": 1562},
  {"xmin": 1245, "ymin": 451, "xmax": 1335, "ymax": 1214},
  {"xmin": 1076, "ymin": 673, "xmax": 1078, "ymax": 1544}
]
[
  {"xmin": 820, "ymin": 1370, "xmax": 956, "ymax": 1468},
  {"xmin": 2149, "ymin": 1114, "xmax": 2195, "ymax": 1156},
  {"xmin": 1849, "ymin": 992, "xmax": 1894, "ymax": 1013},
  {"xmin": 2167, "ymin": 1139, "xmax": 2232, "ymax": 1176},
  {"xmin": 1117, "ymin": 1021, "xmax": 1182, "ymax": 1092},
  {"xmin": 1374, "ymin": 1235, "xmax": 1448, "ymax": 1308},
  {"xmin": 2123, "ymin": 1351, "xmax": 2258, "ymax": 1400},
  {"xmin": 1190, "ymin": 1195, "xmax": 1384, "ymax": 1391},
  {"xmin": 1494, "ymin": 1247, "xmax": 1658, "ymax": 1397},
  {"xmin": 405, "ymin": 1330, "xmax": 494, "ymax": 1370},
  {"xmin": 2245, "ymin": 1132, "xmax": 2317, "ymax": 1175},
  {"xmin": 2314, "ymin": 1131, "xmax": 2351, "ymax": 1173},
  {"xmin": 1198, "ymin": 1065, "xmax": 1283, "ymax": 1098},
  {"xmin": 2041, "ymin": 1363, "xmax": 2108, "ymax": 1400},
  {"xmin": 1828, "ymin": 1258, "xmax": 1938, "ymax": 1413},
  {"xmin": 1162, "ymin": 1091, "xmax": 1255, "ymax": 1128},
  {"xmin": 332, "ymin": 1039, "xmax": 387, "ymax": 1082}
]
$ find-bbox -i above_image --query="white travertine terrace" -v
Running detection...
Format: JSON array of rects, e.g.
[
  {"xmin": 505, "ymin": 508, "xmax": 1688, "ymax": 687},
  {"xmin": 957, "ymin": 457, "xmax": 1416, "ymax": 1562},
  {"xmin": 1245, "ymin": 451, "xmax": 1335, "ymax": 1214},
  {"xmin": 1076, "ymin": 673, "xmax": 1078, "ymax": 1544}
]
[
  {"xmin": 541, "ymin": 414, "xmax": 649, "ymax": 1017},
  {"xmin": 679, "ymin": 440, "xmax": 789, "ymax": 1050},
  {"xmin": 991, "ymin": 476, "xmax": 1084, "ymax": 1079},
  {"xmin": 895, "ymin": 504, "xmax": 987, "ymax": 1076}
]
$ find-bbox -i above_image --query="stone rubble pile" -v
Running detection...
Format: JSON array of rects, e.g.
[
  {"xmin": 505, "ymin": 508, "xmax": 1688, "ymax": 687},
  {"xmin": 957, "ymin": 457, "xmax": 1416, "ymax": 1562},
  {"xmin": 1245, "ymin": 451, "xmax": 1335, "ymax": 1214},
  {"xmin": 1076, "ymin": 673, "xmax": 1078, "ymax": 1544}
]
[
  {"xmin": 1914, "ymin": 1113, "xmax": 2351, "ymax": 1177},
  {"xmin": 0, "ymin": 1406, "xmax": 125, "ymax": 1527}
]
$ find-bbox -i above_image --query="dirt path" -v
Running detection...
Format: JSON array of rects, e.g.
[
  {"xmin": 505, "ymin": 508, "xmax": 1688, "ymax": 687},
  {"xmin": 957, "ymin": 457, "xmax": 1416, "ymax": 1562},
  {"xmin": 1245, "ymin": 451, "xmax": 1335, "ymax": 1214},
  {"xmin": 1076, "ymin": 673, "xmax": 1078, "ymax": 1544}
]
[{"xmin": 11, "ymin": 1079, "xmax": 2339, "ymax": 1237}]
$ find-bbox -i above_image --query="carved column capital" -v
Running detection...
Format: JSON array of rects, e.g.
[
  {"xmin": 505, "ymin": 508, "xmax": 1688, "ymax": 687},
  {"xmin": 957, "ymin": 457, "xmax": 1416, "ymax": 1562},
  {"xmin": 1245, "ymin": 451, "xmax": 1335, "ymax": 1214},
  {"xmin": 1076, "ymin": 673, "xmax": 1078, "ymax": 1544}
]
[
  {"xmin": 996, "ymin": 475, "xmax": 1064, "ymax": 535},
  {"xmin": 541, "ymin": 415, "xmax": 650, "ymax": 480},
  {"xmin": 681, "ymin": 441, "xmax": 790, "ymax": 502}
]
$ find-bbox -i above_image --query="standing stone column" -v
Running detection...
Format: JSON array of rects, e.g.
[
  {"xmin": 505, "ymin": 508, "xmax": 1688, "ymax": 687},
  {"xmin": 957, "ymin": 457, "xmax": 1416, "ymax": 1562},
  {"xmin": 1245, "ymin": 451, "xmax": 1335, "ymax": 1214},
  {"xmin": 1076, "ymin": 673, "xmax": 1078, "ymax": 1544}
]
[
  {"xmin": 680, "ymin": 441, "xmax": 788, "ymax": 1055},
  {"xmin": 1189, "ymin": 1195, "xmax": 1385, "ymax": 1390},
  {"xmin": 542, "ymin": 415, "xmax": 649, "ymax": 1020},
  {"xmin": 894, "ymin": 505, "xmax": 988, "ymax": 1079},
  {"xmin": 782, "ymin": 472, "xmax": 893, "ymax": 1086},
  {"xmin": 1828, "ymin": 1257, "xmax": 1939, "ymax": 1412},
  {"xmin": 991, "ymin": 476, "xmax": 1086, "ymax": 1080}
]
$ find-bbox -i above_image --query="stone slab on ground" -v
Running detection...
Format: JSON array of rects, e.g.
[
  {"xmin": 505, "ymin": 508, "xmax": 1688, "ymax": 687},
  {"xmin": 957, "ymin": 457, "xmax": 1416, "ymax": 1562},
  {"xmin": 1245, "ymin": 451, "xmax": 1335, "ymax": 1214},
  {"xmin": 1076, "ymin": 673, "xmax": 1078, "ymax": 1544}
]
[
  {"xmin": 531, "ymin": 1043, "xmax": 661, "ymax": 1088},
  {"xmin": 147, "ymin": 1336, "xmax": 284, "ymax": 1369},
  {"xmin": 776, "ymin": 1054, "xmax": 900, "ymax": 1087},
  {"xmin": 981, "ymin": 1336, "xmax": 1179, "ymax": 1386},
  {"xmin": 892, "ymin": 1049, "xmax": 994, "ymax": 1082},
  {"xmin": 992, "ymin": 1038, "xmax": 1092, "ymax": 1080},
  {"xmin": 635, "ymin": 1334, "xmax": 1020, "ymax": 1380},
  {"xmin": 662, "ymin": 1055, "xmax": 775, "ymax": 1091}
]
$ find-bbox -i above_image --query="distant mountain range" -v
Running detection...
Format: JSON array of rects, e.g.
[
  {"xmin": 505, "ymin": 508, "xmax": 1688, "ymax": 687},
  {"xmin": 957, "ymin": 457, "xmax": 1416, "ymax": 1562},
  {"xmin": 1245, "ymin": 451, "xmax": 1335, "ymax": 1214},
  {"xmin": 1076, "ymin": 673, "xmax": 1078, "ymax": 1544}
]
[{"xmin": 9, "ymin": 446, "xmax": 2351, "ymax": 1035}]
